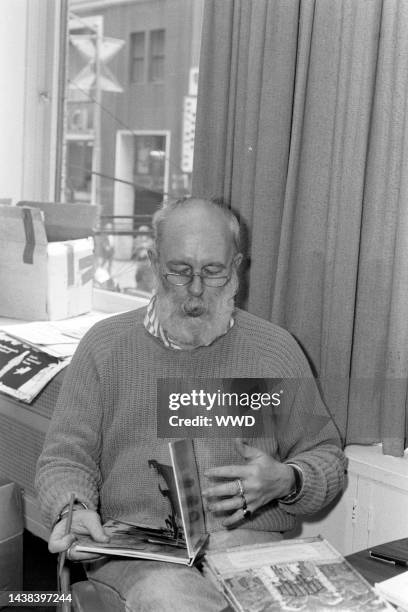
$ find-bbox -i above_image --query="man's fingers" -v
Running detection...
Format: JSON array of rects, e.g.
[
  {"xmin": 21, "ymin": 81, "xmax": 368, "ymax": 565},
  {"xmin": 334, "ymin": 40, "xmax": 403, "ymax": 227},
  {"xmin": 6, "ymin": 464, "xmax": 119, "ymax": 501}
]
[
  {"xmin": 206, "ymin": 495, "xmax": 245, "ymax": 514},
  {"xmin": 83, "ymin": 516, "xmax": 110, "ymax": 542},
  {"xmin": 221, "ymin": 508, "xmax": 251, "ymax": 528},
  {"xmin": 63, "ymin": 510, "xmax": 109, "ymax": 542},
  {"xmin": 65, "ymin": 545, "xmax": 105, "ymax": 562},
  {"xmin": 48, "ymin": 533, "xmax": 76, "ymax": 554},
  {"xmin": 202, "ymin": 478, "xmax": 244, "ymax": 499},
  {"xmin": 204, "ymin": 465, "xmax": 250, "ymax": 480},
  {"xmin": 48, "ymin": 510, "xmax": 109, "ymax": 556}
]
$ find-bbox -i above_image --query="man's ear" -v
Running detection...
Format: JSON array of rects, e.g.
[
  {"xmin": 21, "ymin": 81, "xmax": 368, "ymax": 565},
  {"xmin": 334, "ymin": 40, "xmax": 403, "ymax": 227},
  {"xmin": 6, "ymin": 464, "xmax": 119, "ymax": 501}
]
[
  {"xmin": 148, "ymin": 249, "xmax": 161, "ymax": 275},
  {"xmin": 148, "ymin": 248, "xmax": 158, "ymax": 266}
]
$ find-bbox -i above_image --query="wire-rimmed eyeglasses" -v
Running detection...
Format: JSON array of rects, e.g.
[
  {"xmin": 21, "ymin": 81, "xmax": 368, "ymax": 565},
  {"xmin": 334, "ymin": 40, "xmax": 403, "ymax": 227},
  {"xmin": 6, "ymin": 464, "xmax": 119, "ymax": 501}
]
[{"xmin": 163, "ymin": 271, "xmax": 231, "ymax": 287}]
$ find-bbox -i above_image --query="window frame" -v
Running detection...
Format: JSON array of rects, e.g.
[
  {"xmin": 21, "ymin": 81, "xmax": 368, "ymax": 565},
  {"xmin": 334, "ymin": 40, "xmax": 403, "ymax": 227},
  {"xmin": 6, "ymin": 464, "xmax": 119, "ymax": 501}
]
[
  {"xmin": 129, "ymin": 30, "xmax": 146, "ymax": 84},
  {"xmin": 114, "ymin": 129, "xmax": 171, "ymax": 221},
  {"xmin": 148, "ymin": 28, "xmax": 165, "ymax": 83},
  {"xmin": 129, "ymin": 28, "xmax": 166, "ymax": 85}
]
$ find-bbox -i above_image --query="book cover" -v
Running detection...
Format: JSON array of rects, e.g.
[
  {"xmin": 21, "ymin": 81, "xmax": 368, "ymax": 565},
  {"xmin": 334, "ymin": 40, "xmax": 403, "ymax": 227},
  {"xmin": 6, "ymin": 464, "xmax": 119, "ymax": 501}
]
[{"xmin": 205, "ymin": 536, "xmax": 394, "ymax": 611}]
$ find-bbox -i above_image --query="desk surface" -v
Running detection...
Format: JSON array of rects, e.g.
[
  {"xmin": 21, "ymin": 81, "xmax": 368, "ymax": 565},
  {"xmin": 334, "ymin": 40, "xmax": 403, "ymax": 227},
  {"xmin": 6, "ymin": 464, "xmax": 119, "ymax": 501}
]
[
  {"xmin": 218, "ymin": 540, "xmax": 408, "ymax": 612},
  {"xmin": 346, "ymin": 545, "xmax": 406, "ymax": 585}
]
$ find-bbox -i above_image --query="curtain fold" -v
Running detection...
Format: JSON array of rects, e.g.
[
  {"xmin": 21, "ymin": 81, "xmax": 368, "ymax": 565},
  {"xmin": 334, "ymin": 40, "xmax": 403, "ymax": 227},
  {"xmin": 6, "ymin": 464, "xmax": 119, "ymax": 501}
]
[
  {"xmin": 347, "ymin": 0, "xmax": 408, "ymax": 456},
  {"xmin": 193, "ymin": 0, "xmax": 408, "ymax": 455}
]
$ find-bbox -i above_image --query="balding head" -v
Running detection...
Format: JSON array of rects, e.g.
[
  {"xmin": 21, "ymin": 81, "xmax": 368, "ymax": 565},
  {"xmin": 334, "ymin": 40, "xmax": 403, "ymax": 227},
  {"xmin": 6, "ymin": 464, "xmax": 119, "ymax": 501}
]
[{"xmin": 152, "ymin": 198, "xmax": 241, "ymax": 257}]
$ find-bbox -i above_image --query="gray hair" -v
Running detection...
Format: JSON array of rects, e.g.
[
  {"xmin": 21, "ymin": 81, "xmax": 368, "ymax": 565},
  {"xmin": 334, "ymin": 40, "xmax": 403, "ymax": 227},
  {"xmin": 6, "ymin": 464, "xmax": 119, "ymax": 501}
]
[{"xmin": 152, "ymin": 197, "xmax": 241, "ymax": 254}]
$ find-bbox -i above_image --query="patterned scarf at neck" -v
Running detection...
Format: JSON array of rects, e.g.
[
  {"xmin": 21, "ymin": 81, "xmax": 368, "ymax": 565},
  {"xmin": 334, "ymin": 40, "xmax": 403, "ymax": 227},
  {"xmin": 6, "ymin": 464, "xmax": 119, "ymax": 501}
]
[{"xmin": 143, "ymin": 295, "xmax": 234, "ymax": 350}]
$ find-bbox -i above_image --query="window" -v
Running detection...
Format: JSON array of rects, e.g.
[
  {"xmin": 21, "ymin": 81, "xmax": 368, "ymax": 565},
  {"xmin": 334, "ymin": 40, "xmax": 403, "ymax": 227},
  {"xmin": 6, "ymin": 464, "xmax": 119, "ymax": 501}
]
[
  {"xmin": 62, "ymin": 1, "xmax": 202, "ymax": 296},
  {"xmin": 2, "ymin": 0, "xmax": 204, "ymax": 297},
  {"xmin": 134, "ymin": 134, "xmax": 167, "ymax": 191},
  {"xmin": 0, "ymin": 0, "xmax": 61, "ymax": 203},
  {"xmin": 65, "ymin": 141, "xmax": 93, "ymax": 203},
  {"xmin": 130, "ymin": 31, "xmax": 145, "ymax": 83},
  {"xmin": 108, "ymin": 130, "xmax": 169, "ymax": 293},
  {"xmin": 149, "ymin": 29, "xmax": 165, "ymax": 82},
  {"xmin": 130, "ymin": 29, "xmax": 165, "ymax": 84}
]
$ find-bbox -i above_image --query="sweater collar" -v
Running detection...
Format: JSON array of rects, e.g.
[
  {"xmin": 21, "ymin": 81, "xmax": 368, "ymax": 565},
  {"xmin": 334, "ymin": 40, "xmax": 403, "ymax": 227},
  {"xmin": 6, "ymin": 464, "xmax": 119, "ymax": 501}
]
[{"xmin": 144, "ymin": 295, "xmax": 234, "ymax": 350}]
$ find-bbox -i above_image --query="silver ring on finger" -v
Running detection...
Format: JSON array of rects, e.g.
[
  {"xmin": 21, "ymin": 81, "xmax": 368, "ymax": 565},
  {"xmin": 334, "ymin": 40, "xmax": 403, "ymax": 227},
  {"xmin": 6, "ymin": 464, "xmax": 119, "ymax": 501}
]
[
  {"xmin": 243, "ymin": 507, "xmax": 252, "ymax": 520},
  {"xmin": 236, "ymin": 478, "xmax": 245, "ymax": 497},
  {"xmin": 241, "ymin": 495, "xmax": 248, "ymax": 511}
]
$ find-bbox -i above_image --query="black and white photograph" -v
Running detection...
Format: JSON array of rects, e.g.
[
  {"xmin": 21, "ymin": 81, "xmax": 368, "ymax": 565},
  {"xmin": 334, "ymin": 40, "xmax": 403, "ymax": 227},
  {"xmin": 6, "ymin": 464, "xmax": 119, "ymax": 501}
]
[{"xmin": 0, "ymin": 1, "xmax": 407, "ymax": 610}]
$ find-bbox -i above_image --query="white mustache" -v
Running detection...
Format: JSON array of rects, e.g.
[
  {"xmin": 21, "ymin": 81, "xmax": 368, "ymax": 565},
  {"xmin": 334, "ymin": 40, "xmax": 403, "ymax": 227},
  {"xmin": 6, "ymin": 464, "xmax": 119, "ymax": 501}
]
[{"xmin": 183, "ymin": 298, "xmax": 206, "ymax": 317}]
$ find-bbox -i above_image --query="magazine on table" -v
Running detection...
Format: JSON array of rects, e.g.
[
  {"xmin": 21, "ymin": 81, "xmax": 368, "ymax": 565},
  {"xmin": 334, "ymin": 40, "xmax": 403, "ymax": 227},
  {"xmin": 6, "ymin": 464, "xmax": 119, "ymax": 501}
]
[
  {"xmin": 0, "ymin": 331, "xmax": 69, "ymax": 403},
  {"xmin": 205, "ymin": 536, "xmax": 395, "ymax": 611},
  {"xmin": 73, "ymin": 439, "xmax": 208, "ymax": 566}
]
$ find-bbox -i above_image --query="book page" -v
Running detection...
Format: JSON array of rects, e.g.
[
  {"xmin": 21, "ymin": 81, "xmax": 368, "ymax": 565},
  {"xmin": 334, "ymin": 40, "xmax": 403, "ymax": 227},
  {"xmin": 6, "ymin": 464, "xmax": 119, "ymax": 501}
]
[
  {"xmin": 169, "ymin": 439, "xmax": 207, "ymax": 560},
  {"xmin": 76, "ymin": 518, "xmax": 189, "ymax": 562}
]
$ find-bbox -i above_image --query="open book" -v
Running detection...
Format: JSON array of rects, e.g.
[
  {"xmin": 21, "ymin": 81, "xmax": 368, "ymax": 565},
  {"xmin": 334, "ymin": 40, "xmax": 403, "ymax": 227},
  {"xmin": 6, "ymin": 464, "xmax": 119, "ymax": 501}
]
[
  {"xmin": 73, "ymin": 439, "xmax": 208, "ymax": 566},
  {"xmin": 205, "ymin": 536, "xmax": 394, "ymax": 611}
]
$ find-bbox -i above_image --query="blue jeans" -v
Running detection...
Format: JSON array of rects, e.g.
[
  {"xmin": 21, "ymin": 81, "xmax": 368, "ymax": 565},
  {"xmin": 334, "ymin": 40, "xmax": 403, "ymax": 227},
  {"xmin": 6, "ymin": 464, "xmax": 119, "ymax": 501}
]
[{"xmin": 85, "ymin": 529, "xmax": 283, "ymax": 612}]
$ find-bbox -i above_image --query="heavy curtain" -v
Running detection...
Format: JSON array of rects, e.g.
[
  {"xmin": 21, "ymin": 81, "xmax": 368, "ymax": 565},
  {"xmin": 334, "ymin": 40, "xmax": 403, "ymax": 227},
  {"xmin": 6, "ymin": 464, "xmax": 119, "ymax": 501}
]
[{"xmin": 192, "ymin": 0, "xmax": 408, "ymax": 456}]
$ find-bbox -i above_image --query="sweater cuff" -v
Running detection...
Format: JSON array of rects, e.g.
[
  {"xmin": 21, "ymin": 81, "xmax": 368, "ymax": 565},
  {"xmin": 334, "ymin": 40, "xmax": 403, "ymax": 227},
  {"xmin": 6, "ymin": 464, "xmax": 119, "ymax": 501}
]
[
  {"xmin": 277, "ymin": 448, "xmax": 346, "ymax": 516},
  {"xmin": 278, "ymin": 463, "xmax": 304, "ymax": 504},
  {"xmin": 51, "ymin": 500, "xmax": 89, "ymax": 529}
]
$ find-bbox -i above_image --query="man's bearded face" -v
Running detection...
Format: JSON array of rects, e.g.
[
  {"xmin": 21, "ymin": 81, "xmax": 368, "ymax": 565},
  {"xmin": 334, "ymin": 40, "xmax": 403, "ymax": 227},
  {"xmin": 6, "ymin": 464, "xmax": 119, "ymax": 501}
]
[
  {"xmin": 155, "ymin": 269, "xmax": 239, "ymax": 348},
  {"xmin": 152, "ymin": 201, "xmax": 242, "ymax": 349}
]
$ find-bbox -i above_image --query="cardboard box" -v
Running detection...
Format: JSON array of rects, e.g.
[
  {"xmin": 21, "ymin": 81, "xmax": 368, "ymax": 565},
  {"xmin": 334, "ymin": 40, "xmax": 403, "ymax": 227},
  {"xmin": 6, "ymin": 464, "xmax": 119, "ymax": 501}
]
[
  {"xmin": 0, "ymin": 479, "xmax": 23, "ymax": 596},
  {"xmin": 0, "ymin": 202, "xmax": 98, "ymax": 320},
  {"xmin": 18, "ymin": 201, "xmax": 98, "ymax": 242}
]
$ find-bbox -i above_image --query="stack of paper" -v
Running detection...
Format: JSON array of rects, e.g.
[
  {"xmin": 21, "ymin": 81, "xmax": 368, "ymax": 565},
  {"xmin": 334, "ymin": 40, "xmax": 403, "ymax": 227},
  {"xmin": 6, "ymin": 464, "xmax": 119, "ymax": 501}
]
[
  {"xmin": 1, "ymin": 311, "xmax": 115, "ymax": 358},
  {"xmin": 375, "ymin": 571, "xmax": 408, "ymax": 611},
  {"xmin": 0, "ymin": 311, "xmax": 117, "ymax": 402}
]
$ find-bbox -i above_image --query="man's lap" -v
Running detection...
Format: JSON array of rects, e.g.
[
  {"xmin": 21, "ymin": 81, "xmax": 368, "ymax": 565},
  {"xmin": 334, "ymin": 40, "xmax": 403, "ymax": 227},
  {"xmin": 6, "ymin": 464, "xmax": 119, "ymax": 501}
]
[{"xmin": 85, "ymin": 529, "xmax": 283, "ymax": 612}]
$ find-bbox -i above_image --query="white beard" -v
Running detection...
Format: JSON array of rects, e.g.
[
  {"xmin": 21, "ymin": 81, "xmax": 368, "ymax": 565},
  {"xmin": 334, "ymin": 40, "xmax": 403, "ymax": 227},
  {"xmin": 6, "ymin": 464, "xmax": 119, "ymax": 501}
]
[{"xmin": 155, "ymin": 272, "xmax": 238, "ymax": 349}]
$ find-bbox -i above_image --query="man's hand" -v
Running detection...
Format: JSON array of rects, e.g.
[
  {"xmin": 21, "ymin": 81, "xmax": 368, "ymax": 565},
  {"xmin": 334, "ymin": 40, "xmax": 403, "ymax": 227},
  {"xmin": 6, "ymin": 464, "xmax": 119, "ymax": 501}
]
[
  {"xmin": 48, "ymin": 509, "xmax": 110, "ymax": 561},
  {"xmin": 202, "ymin": 439, "xmax": 295, "ymax": 527}
]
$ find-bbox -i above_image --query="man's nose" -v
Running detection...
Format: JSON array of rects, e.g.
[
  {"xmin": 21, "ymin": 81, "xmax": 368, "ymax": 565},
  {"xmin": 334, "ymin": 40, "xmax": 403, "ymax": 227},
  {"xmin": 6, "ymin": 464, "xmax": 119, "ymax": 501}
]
[{"xmin": 188, "ymin": 274, "xmax": 204, "ymax": 296}]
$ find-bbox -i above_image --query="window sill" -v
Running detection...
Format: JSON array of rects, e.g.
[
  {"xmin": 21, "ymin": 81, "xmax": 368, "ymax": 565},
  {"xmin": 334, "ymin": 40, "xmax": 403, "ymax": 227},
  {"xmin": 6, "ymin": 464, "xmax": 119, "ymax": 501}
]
[
  {"xmin": 92, "ymin": 287, "xmax": 150, "ymax": 314},
  {"xmin": 345, "ymin": 444, "xmax": 408, "ymax": 488}
]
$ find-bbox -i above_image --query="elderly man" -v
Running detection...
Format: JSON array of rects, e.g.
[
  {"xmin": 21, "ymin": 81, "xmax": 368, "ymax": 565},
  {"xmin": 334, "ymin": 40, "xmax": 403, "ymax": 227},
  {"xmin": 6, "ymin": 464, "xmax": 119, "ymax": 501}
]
[{"xmin": 36, "ymin": 198, "xmax": 346, "ymax": 611}]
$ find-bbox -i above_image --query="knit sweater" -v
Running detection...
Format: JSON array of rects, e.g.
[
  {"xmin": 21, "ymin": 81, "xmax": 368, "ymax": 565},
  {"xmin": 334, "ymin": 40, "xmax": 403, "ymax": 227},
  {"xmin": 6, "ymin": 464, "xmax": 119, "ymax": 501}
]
[{"xmin": 35, "ymin": 307, "xmax": 346, "ymax": 533}]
